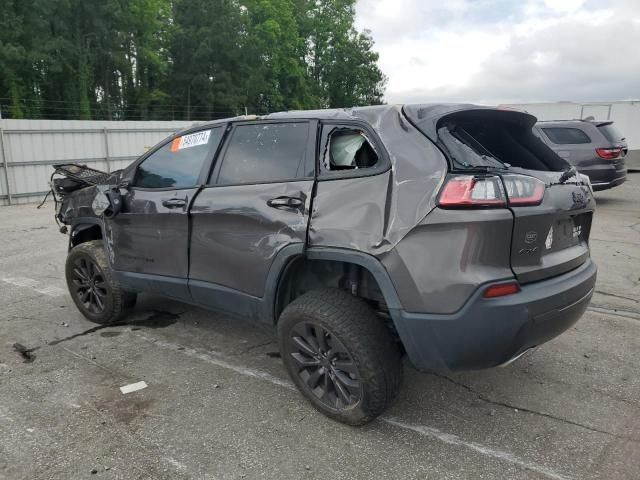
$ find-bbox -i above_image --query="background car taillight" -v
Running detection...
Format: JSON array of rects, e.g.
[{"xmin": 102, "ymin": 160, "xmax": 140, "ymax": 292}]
[
  {"xmin": 438, "ymin": 174, "xmax": 545, "ymax": 208},
  {"xmin": 595, "ymin": 147, "xmax": 623, "ymax": 160}
]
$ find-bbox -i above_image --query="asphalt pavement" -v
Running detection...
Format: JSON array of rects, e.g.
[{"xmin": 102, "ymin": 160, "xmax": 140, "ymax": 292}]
[{"xmin": 1, "ymin": 174, "xmax": 639, "ymax": 480}]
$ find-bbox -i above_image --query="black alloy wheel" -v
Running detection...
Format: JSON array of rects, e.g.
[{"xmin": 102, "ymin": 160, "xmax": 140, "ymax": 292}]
[
  {"xmin": 289, "ymin": 322, "xmax": 362, "ymax": 410},
  {"xmin": 278, "ymin": 288, "xmax": 403, "ymax": 425},
  {"xmin": 70, "ymin": 255, "xmax": 108, "ymax": 314},
  {"xmin": 65, "ymin": 240, "xmax": 135, "ymax": 324}
]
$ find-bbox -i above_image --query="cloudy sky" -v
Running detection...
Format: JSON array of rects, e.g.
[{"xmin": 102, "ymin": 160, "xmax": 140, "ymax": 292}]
[{"xmin": 355, "ymin": 0, "xmax": 640, "ymax": 105}]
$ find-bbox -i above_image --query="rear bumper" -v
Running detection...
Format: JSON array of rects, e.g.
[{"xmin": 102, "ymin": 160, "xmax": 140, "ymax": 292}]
[
  {"xmin": 591, "ymin": 174, "xmax": 626, "ymax": 191},
  {"xmin": 581, "ymin": 164, "xmax": 626, "ymax": 191},
  {"xmin": 389, "ymin": 259, "xmax": 597, "ymax": 373}
]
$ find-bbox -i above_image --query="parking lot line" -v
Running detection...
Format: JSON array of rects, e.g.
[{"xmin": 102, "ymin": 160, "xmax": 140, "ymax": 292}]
[
  {"xmin": 382, "ymin": 417, "xmax": 572, "ymax": 480},
  {"xmin": 135, "ymin": 330, "xmax": 572, "ymax": 480},
  {"xmin": 1, "ymin": 276, "xmax": 66, "ymax": 297}
]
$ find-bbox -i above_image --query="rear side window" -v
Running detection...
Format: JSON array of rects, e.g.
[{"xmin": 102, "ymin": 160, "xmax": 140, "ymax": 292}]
[
  {"xmin": 134, "ymin": 128, "xmax": 222, "ymax": 188},
  {"xmin": 597, "ymin": 123, "xmax": 624, "ymax": 143},
  {"xmin": 321, "ymin": 126, "xmax": 379, "ymax": 171},
  {"xmin": 216, "ymin": 123, "xmax": 309, "ymax": 184},
  {"xmin": 542, "ymin": 127, "xmax": 591, "ymax": 145}
]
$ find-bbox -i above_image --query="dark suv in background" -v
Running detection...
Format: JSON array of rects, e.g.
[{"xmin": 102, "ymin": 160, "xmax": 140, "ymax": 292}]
[
  {"xmin": 53, "ymin": 104, "xmax": 597, "ymax": 425},
  {"xmin": 534, "ymin": 119, "xmax": 627, "ymax": 191}
]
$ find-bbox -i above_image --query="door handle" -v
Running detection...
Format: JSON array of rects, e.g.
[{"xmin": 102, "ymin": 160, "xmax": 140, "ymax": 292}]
[
  {"xmin": 267, "ymin": 196, "xmax": 304, "ymax": 210},
  {"xmin": 162, "ymin": 198, "xmax": 187, "ymax": 209}
]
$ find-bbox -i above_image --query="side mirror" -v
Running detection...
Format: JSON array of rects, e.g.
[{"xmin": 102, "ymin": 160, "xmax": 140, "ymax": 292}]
[{"xmin": 118, "ymin": 179, "xmax": 131, "ymax": 190}]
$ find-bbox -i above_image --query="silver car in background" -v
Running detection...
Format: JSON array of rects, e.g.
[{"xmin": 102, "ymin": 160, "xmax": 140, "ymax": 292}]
[{"xmin": 534, "ymin": 119, "xmax": 627, "ymax": 191}]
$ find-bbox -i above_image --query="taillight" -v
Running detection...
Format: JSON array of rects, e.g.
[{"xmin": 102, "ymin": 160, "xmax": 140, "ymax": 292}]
[
  {"xmin": 438, "ymin": 174, "xmax": 545, "ymax": 208},
  {"xmin": 501, "ymin": 174, "xmax": 546, "ymax": 206},
  {"xmin": 483, "ymin": 281, "xmax": 520, "ymax": 298},
  {"xmin": 438, "ymin": 176, "xmax": 506, "ymax": 208},
  {"xmin": 596, "ymin": 147, "xmax": 622, "ymax": 160}
]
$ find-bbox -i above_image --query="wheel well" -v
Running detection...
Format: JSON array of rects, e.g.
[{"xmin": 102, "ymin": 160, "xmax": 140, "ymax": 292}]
[
  {"xmin": 275, "ymin": 258, "xmax": 389, "ymax": 322},
  {"xmin": 71, "ymin": 224, "xmax": 103, "ymax": 247}
]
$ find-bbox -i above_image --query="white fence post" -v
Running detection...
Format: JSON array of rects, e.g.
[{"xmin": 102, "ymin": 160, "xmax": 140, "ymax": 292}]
[
  {"xmin": 0, "ymin": 128, "xmax": 11, "ymax": 205},
  {"xmin": 103, "ymin": 127, "xmax": 111, "ymax": 173}
]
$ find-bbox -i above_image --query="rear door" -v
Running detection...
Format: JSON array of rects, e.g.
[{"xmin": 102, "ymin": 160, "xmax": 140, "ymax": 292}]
[
  {"xmin": 188, "ymin": 120, "xmax": 316, "ymax": 308},
  {"xmin": 505, "ymin": 169, "xmax": 594, "ymax": 284},
  {"xmin": 109, "ymin": 126, "xmax": 224, "ymax": 298}
]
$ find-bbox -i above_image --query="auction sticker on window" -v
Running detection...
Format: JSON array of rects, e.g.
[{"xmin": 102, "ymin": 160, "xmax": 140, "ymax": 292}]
[{"xmin": 171, "ymin": 130, "xmax": 211, "ymax": 152}]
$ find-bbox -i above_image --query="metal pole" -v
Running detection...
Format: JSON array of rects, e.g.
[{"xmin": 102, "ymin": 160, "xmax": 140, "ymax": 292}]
[
  {"xmin": 0, "ymin": 128, "xmax": 12, "ymax": 205},
  {"xmin": 103, "ymin": 127, "xmax": 111, "ymax": 173}
]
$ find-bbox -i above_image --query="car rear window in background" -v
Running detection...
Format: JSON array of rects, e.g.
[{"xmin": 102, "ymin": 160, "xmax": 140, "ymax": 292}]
[
  {"xmin": 542, "ymin": 127, "xmax": 591, "ymax": 145},
  {"xmin": 597, "ymin": 123, "xmax": 624, "ymax": 144},
  {"xmin": 216, "ymin": 123, "xmax": 309, "ymax": 184},
  {"xmin": 135, "ymin": 128, "xmax": 222, "ymax": 188}
]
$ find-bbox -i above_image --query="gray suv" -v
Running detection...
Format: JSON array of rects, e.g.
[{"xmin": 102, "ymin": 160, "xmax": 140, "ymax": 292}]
[
  {"xmin": 534, "ymin": 119, "xmax": 627, "ymax": 190},
  {"xmin": 53, "ymin": 104, "xmax": 597, "ymax": 425}
]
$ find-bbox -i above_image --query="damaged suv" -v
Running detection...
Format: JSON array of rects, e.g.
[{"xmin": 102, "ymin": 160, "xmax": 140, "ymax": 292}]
[{"xmin": 53, "ymin": 104, "xmax": 597, "ymax": 425}]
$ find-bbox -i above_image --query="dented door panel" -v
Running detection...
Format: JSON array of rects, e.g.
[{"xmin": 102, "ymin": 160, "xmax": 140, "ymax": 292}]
[
  {"xmin": 309, "ymin": 105, "xmax": 447, "ymax": 254},
  {"xmin": 109, "ymin": 188, "xmax": 198, "ymax": 278},
  {"xmin": 189, "ymin": 181, "xmax": 313, "ymax": 298}
]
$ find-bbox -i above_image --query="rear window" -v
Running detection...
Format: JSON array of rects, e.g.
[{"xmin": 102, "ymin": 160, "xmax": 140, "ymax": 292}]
[
  {"xmin": 542, "ymin": 127, "xmax": 591, "ymax": 145},
  {"xmin": 216, "ymin": 122, "xmax": 309, "ymax": 184},
  {"xmin": 597, "ymin": 123, "xmax": 624, "ymax": 143},
  {"xmin": 433, "ymin": 111, "xmax": 568, "ymax": 171}
]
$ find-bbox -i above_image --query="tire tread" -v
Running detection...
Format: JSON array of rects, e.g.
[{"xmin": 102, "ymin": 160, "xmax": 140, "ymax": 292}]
[{"xmin": 278, "ymin": 288, "xmax": 402, "ymax": 425}]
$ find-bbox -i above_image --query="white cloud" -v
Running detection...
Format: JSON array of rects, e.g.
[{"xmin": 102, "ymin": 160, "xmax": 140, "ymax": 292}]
[{"xmin": 355, "ymin": 0, "xmax": 640, "ymax": 104}]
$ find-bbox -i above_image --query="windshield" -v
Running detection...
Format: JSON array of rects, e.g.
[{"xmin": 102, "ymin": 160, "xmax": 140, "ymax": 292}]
[{"xmin": 437, "ymin": 125, "xmax": 506, "ymax": 170}]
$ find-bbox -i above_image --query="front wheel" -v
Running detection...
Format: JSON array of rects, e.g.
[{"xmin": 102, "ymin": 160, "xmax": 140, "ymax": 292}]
[
  {"xmin": 65, "ymin": 240, "xmax": 136, "ymax": 324},
  {"xmin": 278, "ymin": 288, "xmax": 402, "ymax": 425}
]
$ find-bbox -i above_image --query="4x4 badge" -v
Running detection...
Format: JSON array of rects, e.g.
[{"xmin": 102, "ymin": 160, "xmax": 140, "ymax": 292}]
[
  {"xmin": 545, "ymin": 227, "xmax": 554, "ymax": 249},
  {"xmin": 525, "ymin": 231, "xmax": 537, "ymax": 244}
]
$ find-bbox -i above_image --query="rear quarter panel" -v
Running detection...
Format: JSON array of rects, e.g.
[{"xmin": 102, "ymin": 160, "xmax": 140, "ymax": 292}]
[{"xmin": 380, "ymin": 208, "xmax": 515, "ymax": 314}]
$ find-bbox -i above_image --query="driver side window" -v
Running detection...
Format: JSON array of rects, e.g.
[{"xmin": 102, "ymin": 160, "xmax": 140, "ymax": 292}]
[{"xmin": 134, "ymin": 128, "xmax": 223, "ymax": 188}]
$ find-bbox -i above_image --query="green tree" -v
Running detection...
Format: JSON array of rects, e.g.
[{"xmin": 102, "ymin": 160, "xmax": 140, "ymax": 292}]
[
  {"xmin": 242, "ymin": 0, "xmax": 314, "ymax": 112},
  {"xmin": 169, "ymin": 0, "xmax": 247, "ymax": 119},
  {"xmin": 300, "ymin": 0, "xmax": 386, "ymax": 108},
  {"xmin": 0, "ymin": 0, "xmax": 386, "ymax": 120}
]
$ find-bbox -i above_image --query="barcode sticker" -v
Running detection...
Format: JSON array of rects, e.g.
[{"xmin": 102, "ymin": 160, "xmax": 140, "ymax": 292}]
[{"xmin": 171, "ymin": 130, "xmax": 211, "ymax": 152}]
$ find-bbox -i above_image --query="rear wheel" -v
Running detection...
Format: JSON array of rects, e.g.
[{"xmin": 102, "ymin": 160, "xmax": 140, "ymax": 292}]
[
  {"xmin": 278, "ymin": 288, "xmax": 402, "ymax": 425},
  {"xmin": 65, "ymin": 240, "xmax": 136, "ymax": 324}
]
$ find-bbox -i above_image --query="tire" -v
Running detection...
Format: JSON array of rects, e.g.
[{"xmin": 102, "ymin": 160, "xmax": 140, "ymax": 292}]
[
  {"xmin": 278, "ymin": 288, "xmax": 402, "ymax": 425},
  {"xmin": 65, "ymin": 240, "xmax": 136, "ymax": 324}
]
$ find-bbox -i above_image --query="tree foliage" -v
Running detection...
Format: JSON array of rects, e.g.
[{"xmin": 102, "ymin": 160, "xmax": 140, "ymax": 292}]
[{"xmin": 0, "ymin": 0, "xmax": 386, "ymax": 120}]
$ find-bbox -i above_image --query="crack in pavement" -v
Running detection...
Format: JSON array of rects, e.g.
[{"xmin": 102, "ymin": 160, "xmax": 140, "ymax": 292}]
[
  {"xmin": 588, "ymin": 304, "xmax": 640, "ymax": 322},
  {"xmin": 46, "ymin": 311, "xmax": 181, "ymax": 346},
  {"xmin": 594, "ymin": 290, "xmax": 639, "ymax": 304},
  {"xmin": 232, "ymin": 339, "xmax": 278, "ymax": 356},
  {"xmin": 429, "ymin": 372, "xmax": 640, "ymax": 443},
  {"xmin": 8, "ymin": 311, "xmax": 181, "ymax": 365}
]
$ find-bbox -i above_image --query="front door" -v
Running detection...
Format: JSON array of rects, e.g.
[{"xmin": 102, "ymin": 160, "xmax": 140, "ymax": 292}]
[
  {"xmin": 109, "ymin": 126, "xmax": 224, "ymax": 299},
  {"xmin": 189, "ymin": 120, "xmax": 315, "ymax": 314}
]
